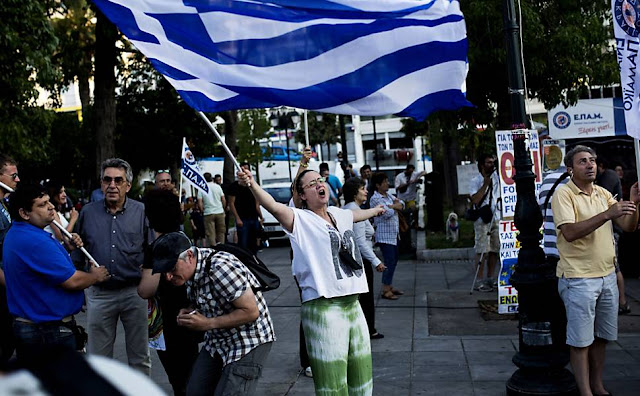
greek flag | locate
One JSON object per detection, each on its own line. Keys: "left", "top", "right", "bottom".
{"left": 181, "top": 138, "right": 209, "bottom": 195}
{"left": 93, "top": 0, "right": 470, "bottom": 120}
{"left": 612, "top": 0, "right": 640, "bottom": 139}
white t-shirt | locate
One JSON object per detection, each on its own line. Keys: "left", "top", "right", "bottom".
{"left": 395, "top": 171, "right": 421, "bottom": 201}
{"left": 469, "top": 171, "right": 501, "bottom": 222}
{"left": 44, "top": 211, "right": 69, "bottom": 241}
{"left": 286, "top": 206, "right": 368, "bottom": 303}
{"left": 202, "top": 182, "right": 224, "bottom": 215}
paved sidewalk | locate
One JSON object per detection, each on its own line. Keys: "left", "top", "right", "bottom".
{"left": 91, "top": 234, "right": 640, "bottom": 395}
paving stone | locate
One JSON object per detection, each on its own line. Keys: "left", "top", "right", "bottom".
{"left": 469, "top": 364, "right": 517, "bottom": 381}
{"left": 473, "top": 381, "right": 509, "bottom": 396}
{"left": 412, "top": 351, "right": 466, "bottom": 366}
{"left": 465, "top": 351, "right": 516, "bottom": 366}
{"left": 413, "top": 339, "right": 462, "bottom": 352}
{"left": 411, "top": 364, "right": 470, "bottom": 381}
{"left": 462, "top": 338, "right": 516, "bottom": 352}
{"left": 411, "top": 380, "right": 474, "bottom": 395}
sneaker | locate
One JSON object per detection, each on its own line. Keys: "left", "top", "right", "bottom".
{"left": 478, "top": 282, "right": 493, "bottom": 292}
{"left": 304, "top": 367, "right": 313, "bottom": 378}
{"left": 473, "top": 281, "right": 483, "bottom": 291}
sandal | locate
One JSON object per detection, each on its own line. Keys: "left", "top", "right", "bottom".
{"left": 381, "top": 290, "right": 398, "bottom": 300}
{"left": 391, "top": 288, "right": 404, "bottom": 296}
{"left": 619, "top": 302, "right": 631, "bottom": 315}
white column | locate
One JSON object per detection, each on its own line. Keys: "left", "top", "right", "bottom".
{"left": 384, "top": 131, "right": 390, "bottom": 150}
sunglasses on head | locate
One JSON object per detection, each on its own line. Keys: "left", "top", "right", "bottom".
{"left": 102, "top": 176, "right": 127, "bottom": 186}
{"left": 156, "top": 169, "right": 170, "bottom": 174}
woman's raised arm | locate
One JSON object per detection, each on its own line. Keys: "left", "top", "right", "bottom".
{"left": 237, "top": 169, "right": 295, "bottom": 232}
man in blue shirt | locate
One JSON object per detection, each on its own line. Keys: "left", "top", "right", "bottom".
{"left": 3, "top": 184, "right": 109, "bottom": 362}
{"left": 319, "top": 162, "right": 342, "bottom": 207}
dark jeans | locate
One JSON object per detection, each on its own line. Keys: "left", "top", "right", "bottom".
{"left": 237, "top": 218, "right": 259, "bottom": 254}
{"left": 186, "top": 342, "right": 272, "bottom": 396}
{"left": 13, "top": 319, "right": 76, "bottom": 363}
{"left": 295, "top": 278, "right": 310, "bottom": 368}
{"left": 359, "top": 258, "right": 377, "bottom": 335}
{"left": 157, "top": 339, "right": 200, "bottom": 396}
{"left": 379, "top": 243, "right": 399, "bottom": 286}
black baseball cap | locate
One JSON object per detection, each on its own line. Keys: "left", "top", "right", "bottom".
{"left": 151, "top": 232, "right": 193, "bottom": 274}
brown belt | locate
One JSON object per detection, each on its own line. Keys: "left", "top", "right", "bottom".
{"left": 15, "top": 316, "right": 74, "bottom": 324}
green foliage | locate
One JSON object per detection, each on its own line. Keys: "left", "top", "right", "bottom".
{"left": 462, "top": 0, "right": 616, "bottom": 124}
{"left": 295, "top": 112, "right": 340, "bottom": 148}
{"left": 50, "top": 0, "right": 95, "bottom": 108}
{"left": 236, "top": 109, "right": 272, "bottom": 165}
{"left": 0, "top": 0, "right": 61, "bottom": 166}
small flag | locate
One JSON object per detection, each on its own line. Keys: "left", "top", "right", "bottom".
{"left": 92, "top": 0, "right": 470, "bottom": 120}
{"left": 181, "top": 138, "right": 209, "bottom": 195}
{"left": 612, "top": 0, "right": 640, "bottom": 139}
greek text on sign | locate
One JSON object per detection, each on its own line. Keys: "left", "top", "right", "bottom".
{"left": 495, "top": 130, "right": 542, "bottom": 219}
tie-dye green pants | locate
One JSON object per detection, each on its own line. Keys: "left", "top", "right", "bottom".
{"left": 301, "top": 294, "right": 373, "bottom": 396}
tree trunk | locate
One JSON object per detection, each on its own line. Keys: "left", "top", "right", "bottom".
{"left": 221, "top": 110, "right": 238, "bottom": 184}
{"left": 93, "top": 11, "right": 118, "bottom": 178}
{"left": 78, "top": 74, "right": 91, "bottom": 113}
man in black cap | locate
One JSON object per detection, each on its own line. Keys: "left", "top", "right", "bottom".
{"left": 151, "top": 232, "right": 275, "bottom": 396}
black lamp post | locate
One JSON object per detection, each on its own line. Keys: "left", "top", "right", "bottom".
{"left": 502, "top": 0, "right": 576, "bottom": 395}
{"left": 269, "top": 107, "right": 300, "bottom": 182}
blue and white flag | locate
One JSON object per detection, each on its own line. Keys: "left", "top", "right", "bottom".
{"left": 612, "top": 0, "right": 640, "bottom": 139}
{"left": 93, "top": 0, "right": 470, "bottom": 120}
{"left": 181, "top": 138, "right": 209, "bottom": 195}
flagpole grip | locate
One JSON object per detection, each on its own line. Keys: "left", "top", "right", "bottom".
{"left": 52, "top": 220, "right": 100, "bottom": 267}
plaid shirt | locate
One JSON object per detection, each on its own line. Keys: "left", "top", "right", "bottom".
{"left": 187, "top": 248, "right": 276, "bottom": 366}
{"left": 370, "top": 191, "right": 402, "bottom": 245}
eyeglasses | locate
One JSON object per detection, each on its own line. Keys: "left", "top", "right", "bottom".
{"left": 302, "top": 177, "right": 326, "bottom": 189}
{"left": 102, "top": 176, "right": 127, "bottom": 186}
{"left": 2, "top": 172, "right": 18, "bottom": 180}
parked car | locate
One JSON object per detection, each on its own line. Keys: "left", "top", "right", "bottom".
{"left": 260, "top": 182, "right": 292, "bottom": 242}
{"left": 262, "top": 146, "right": 302, "bottom": 161}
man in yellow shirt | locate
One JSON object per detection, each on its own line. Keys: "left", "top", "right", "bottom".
{"left": 551, "top": 145, "right": 639, "bottom": 396}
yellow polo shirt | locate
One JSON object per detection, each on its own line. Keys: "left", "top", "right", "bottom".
{"left": 551, "top": 180, "right": 617, "bottom": 278}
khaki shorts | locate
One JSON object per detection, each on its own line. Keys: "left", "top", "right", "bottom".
{"left": 558, "top": 272, "right": 618, "bottom": 348}
{"left": 474, "top": 220, "right": 499, "bottom": 254}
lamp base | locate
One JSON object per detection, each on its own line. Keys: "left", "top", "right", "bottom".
{"left": 506, "top": 368, "right": 577, "bottom": 396}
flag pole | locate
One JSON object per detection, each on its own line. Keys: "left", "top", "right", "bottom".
{"left": 52, "top": 221, "right": 101, "bottom": 267}
{"left": 635, "top": 138, "right": 640, "bottom": 187}
{"left": 304, "top": 110, "right": 310, "bottom": 147}
{"left": 0, "top": 181, "right": 100, "bottom": 267}
{"left": 179, "top": 137, "right": 185, "bottom": 203}
{"left": 197, "top": 112, "right": 242, "bottom": 172}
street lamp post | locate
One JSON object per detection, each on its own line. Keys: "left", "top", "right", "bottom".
{"left": 502, "top": 0, "right": 576, "bottom": 395}
{"left": 270, "top": 107, "right": 300, "bottom": 182}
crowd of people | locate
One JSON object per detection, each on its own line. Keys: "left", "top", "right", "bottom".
{"left": 0, "top": 144, "right": 638, "bottom": 395}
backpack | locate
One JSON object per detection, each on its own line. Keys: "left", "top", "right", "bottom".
{"left": 204, "top": 244, "right": 280, "bottom": 293}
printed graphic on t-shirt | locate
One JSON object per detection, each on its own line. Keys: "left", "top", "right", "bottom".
{"left": 327, "top": 224, "right": 363, "bottom": 280}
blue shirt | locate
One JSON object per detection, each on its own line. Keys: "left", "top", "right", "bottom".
{"left": 3, "top": 222, "right": 83, "bottom": 322}
{"left": 73, "top": 198, "right": 152, "bottom": 287}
